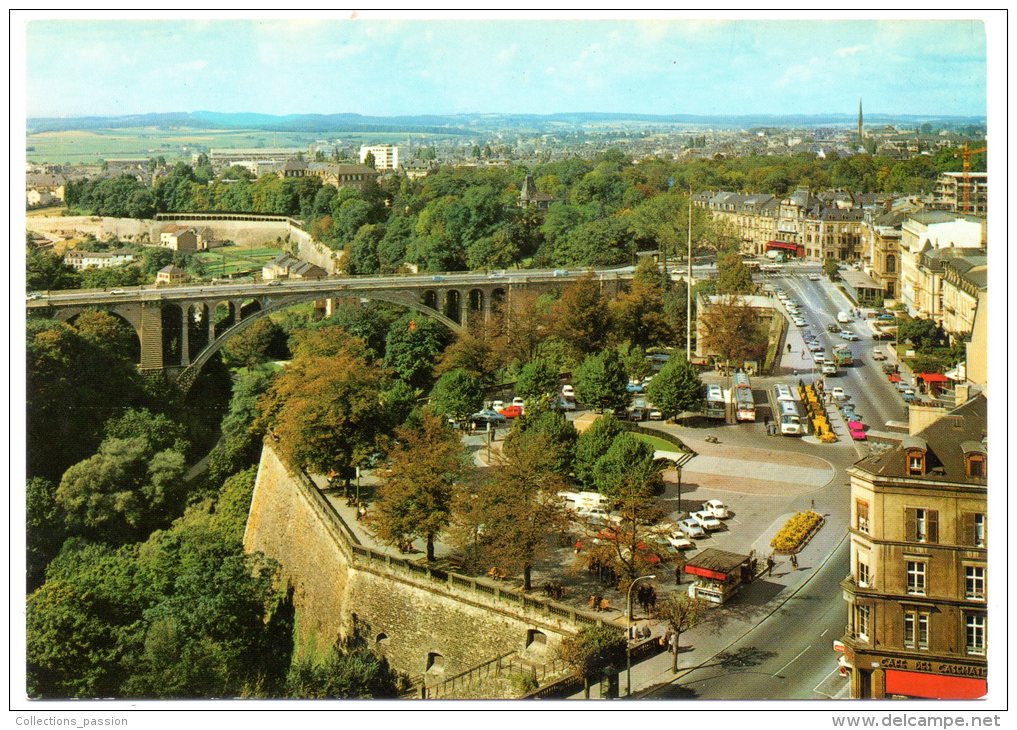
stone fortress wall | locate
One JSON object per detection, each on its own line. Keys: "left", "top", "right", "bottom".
{"left": 244, "top": 443, "right": 607, "bottom": 681}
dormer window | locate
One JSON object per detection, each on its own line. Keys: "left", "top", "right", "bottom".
{"left": 907, "top": 450, "right": 926, "bottom": 476}
{"left": 961, "top": 441, "right": 987, "bottom": 478}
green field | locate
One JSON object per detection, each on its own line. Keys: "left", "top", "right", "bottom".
{"left": 195, "top": 245, "right": 283, "bottom": 278}
{"left": 26, "top": 126, "right": 460, "bottom": 164}
{"left": 632, "top": 432, "right": 677, "bottom": 452}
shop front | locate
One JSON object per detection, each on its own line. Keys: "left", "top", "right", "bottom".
{"left": 840, "top": 648, "right": 987, "bottom": 699}
{"left": 683, "top": 548, "right": 752, "bottom": 605}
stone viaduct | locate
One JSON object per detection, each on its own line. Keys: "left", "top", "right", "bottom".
{"left": 245, "top": 442, "right": 616, "bottom": 695}
{"left": 27, "top": 269, "right": 630, "bottom": 388}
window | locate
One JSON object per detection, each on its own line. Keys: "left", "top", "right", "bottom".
{"left": 904, "top": 610, "right": 930, "bottom": 650}
{"left": 965, "top": 566, "right": 986, "bottom": 600}
{"left": 965, "top": 615, "right": 986, "bottom": 656}
{"left": 906, "top": 561, "right": 926, "bottom": 595}
{"left": 855, "top": 605, "right": 870, "bottom": 641}
{"left": 856, "top": 499, "right": 870, "bottom": 534}
{"left": 857, "top": 559, "right": 870, "bottom": 588}
{"left": 907, "top": 451, "right": 926, "bottom": 476}
{"left": 966, "top": 454, "right": 986, "bottom": 478}
{"left": 960, "top": 513, "right": 986, "bottom": 547}
{"left": 905, "top": 508, "right": 938, "bottom": 543}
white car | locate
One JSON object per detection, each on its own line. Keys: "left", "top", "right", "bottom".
{"left": 577, "top": 506, "right": 611, "bottom": 523}
{"left": 648, "top": 407, "right": 663, "bottom": 420}
{"left": 793, "top": 317, "right": 807, "bottom": 327}
{"left": 490, "top": 400, "right": 505, "bottom": 411}
{"left": 871, "top": 351, "right": 887, "bottom": 361}
{"left": 702, "top": 499, "right": 729, "bottom": 519}
{"left": 808, "top": 274, "right": 821, "bottom": 281}
{"left": 678, "top": 519, "right": 705, "bottom": 539}
{"left": 822, "top": 363, "right": 837, "bottom": 375}
{"left": 813, "top": 352, "right": 826, "bottom": 364}
{"left": 561, "top": 384, "right": 575, "bottom": 398}
{"left": 512, "top": 397, "right": 525, "bottom": 408}
{"left": 666, "top": 533, "right": 694, "bottom": 551}
{"left": 831, "top": 387, "right": 848, "bottom": 401}
{"left": 691, "top": 510, "right": 723, "bottom": 531}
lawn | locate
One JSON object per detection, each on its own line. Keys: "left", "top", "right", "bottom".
{"left": 632, "top": 433, "right": 677, "bottom": 452}
{"left": 194, "top": 245, "right": 284, "bottom": 278}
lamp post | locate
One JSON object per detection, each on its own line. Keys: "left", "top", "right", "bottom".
{"left": 626, "top": 573, "right": 657, "bottom": 697}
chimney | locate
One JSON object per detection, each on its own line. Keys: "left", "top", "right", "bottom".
{"left": 954, "top": 383, "right": 970, "bottom": 408}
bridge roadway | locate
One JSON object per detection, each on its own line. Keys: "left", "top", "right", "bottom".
{"left": 26, "top": 266, "right": 644, "bottom": 310}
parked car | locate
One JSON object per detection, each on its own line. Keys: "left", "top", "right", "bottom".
{"left": 691, "top": 510, "right": 723, "bottom": 531}
{"left": 822, "top": 363, "right": 837, "bottom": 375}
{"left": 665, "top": 532, "right": 694, "bottom": 551}
{"left": 579, "top": 506, "right": 612, "bottom": 523}
{"left": 470, "top": 409, "right": 507, "bottom": 426}
{"left": 557, "top": 398, "right": 576, "bottom": 411}
{"left": 839, "top": 331, "right": 860, "bottom": 341}
{"left": 561, "top": 384, "right": 575, "bottom": 398}
{"left": 793, "top": 317, "right": 807, "bottom": 327}
{"left": 876, "top": 313, "right": 896, "bottom": 321}
{"left": 552, "top": 269, "right": 569, "bottom": 277}
{"left": 881, "top": 363, "right": 898, "bottom": 375}
{"left": 498, "top": 405, "right": 523, "bottom": 419}
{"left": 845, "top": 411, "right": 863, "bottom": 423}
{"left": 626, "top": 381, "right": 645, "bottom": 393}
{"left": 512, "top": 396, "right": 525, "bottom": 408}
{"left": 490, "top": 400, "right": 505, "bottom": 411}
{"left": 808, "top": 274, "right": 821, "bottom": 281}
{"left": 808, "top": 341, "right": 825, "bottom": 353}
{"left": 648, "top": 407, "right": 663, "bottom": 421}
{"left": 26, "top": 292, "right": 41, "bottom": 300}
{"left": 831, "top": 387, "right": 848, "bottom": 401}
{"left": 871, "top": 350, "right": 887, "bottom": 361}
{"left": 703, "top": 499, "right": 729, "bottom": 519}
{"left": 677, "top": 519, "right": 706, "bottom": 539}
{"left": 813, "top": 352, "right": 826, "bottom": 364}
{"left": 628, "top": 406, "right": 647, "bottom": 421}
{"left": 872, "top": 331, "right": 894, "bottom": 340}
{"left": 826, "top": 323, "right": 841, "bottom": 333}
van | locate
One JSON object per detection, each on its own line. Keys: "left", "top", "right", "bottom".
{"left": 837, "top": 311, "right": 852, "bottom": 324}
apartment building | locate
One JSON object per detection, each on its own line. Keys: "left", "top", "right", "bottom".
{"left": 940, "top": 255, "right": 987, "bottom": 341}
{"left": 359, "top": 144, "right": 399, "bottom": 170}
{"left": 934, "top": 172, "right": 987, "bottom": 216}
{"left": 63, "top": 249, "right": 136, "bottom": 270}
{"left": 840, "top": 394, "right": 988, "bottom": 699}
{"left": 898, "top": 212, "right": 984, "bottom": 318}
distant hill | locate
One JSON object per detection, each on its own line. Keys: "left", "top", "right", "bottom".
{"left": 27, "top": 110, "right": 986, "bottom": 135}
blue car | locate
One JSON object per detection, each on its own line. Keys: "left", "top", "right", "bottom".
{"left": 626, "top": 382, "right": 645, "bottom": 393}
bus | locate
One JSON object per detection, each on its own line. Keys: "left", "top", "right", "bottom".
{"left": 773, "top": 383, "right": 794, "bottom": 403}
{"left": 733, "top": 372, "right": 755, "bottom": 422}
{"left": 778, "top": 399, "right": 806, "bottom": 436}
{"left": 704, "top": 384, "right": 727, "bottom": 419}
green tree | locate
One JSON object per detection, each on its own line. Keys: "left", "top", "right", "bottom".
{"left": 384, "top": 313, "right": 452, "bottom": 388}
{"left": 363, "top": 151, "right": 376, "bottom": 169}
{"left": 823, "top": 258, "right": 840, "bottom": 280}
{"left": 656, "top": 593, "right": 704, "bottom": 672}
{"left": 592, "top": 432, "right": 660, "bottom": 497}
{"left": 645, "top": 355, "right": 703, "bottom": 420}
{"left": 27, "top": 477, "right": 65, "bottom": 592}
{"left": 219, "top": 317, "right": 290, "bottom": 369}
{"left": 698, "top": 295, "right": 768, "bottom": 371}
{"left": 608, "top": 258, "right": 674, "bottom": 348}
{"left": 715, "top": 251, "right": 756, "bottom": 295}
{"left": 373, "top": 410, "right": 471, "bottom": 561}
{"left": 206, "top": 366, "right": 275, "bottom": 485}
{"left": 256, "top": 332, "right": 390, "bottom": 481}
{"left": 573, "top": 349, "right": 628, "bottom": 412}
{"left": 898, "top": 316, "right": 945, "bottom": 352}
{"left": 573, "top": 414, "right": 623, "bottom": 487}
{"left": 504, "top": 408, "right": 578, "bottom": 478}
{"left": 428, "top": 368, "right": 484, "bottom": 423}
{"left": 463, "top": 430, "right": 570, "bottom": 591}
{"left": 513, "top": 357, "right": 560, "bottom": 405}
{"left": 285, "top": 628, "right": 400, "bottom": 698}
{"left": 26, "top": 247, "right": 81, "bottom": 291}
{"left": 104, "top": 408, "right": 189, "bottom": 455}
{"left": 557, "top": 625, "right": 627, "bottom": 699}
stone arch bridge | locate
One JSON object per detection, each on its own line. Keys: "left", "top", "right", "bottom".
{"left": 27, "top": 269, "right": 630, "bottom": 388}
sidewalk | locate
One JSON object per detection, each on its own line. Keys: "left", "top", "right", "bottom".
{"left": 570, "top": 507, "right": 848, "bottom": 699}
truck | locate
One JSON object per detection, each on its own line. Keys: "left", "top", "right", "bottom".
{"left": 832, "top": 347, "right": 853, "bottom": 367}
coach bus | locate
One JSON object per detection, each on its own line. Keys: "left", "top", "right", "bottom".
{"left": 733, "top": 372, "right": 756, "bottom": 422}
{"left": 778, "top": 398, "right": 805, "bottom": 436}
{"left": 704, "top": 384, "right": 727, "bottom": 419}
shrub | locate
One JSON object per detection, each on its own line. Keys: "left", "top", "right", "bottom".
{"left": 770, "top": 510, "right": 823, "bottom": 553}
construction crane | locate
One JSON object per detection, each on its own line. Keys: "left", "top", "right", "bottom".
{"left": 955, "top": 141, "right": 987, "bottom": 214}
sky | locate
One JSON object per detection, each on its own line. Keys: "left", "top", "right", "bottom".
{"left": 24, "top": 15, "right": 987, "bottom": 119}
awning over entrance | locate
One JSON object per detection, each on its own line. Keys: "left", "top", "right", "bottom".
{"left": 685, "top": 565, "right": 728, "bottom": 581}
{"left": 917, "top": 372, "right": 950, "bottom": 384}
{"left": 765, "top": 240, "right": 804, "bottom": 256}
{"left": 884, "top": 669, "right": 987, "bottom": 699}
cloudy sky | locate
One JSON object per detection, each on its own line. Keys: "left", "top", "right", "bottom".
{"left": 25, "top": 15, "right": 987, "bottom": 118}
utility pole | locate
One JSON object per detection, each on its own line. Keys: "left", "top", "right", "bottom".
{"left": 686, "top": 186, "right": 693, "bottom": 360}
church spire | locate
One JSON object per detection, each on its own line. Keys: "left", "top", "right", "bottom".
{"left": 857, "top": 98, "right": 864, "bottom": 143}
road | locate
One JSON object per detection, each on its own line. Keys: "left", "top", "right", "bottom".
{"left": 645, "top": 537, "right": 850, "bottom": 700}
{"left": 771, "top": 265, "right": 908, "bottom": 432}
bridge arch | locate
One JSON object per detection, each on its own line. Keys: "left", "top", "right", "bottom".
{"left": 177, "top": 289, "right": 463, "bottom": 391}
{"left": 63, "top": 308, "right": 142, "bottom": 365}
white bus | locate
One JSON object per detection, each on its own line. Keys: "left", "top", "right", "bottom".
{"left": 773, "top": 383, "right": 794, "bottom": 403}
{"left": 778, "top": 399, "right": 805, "bottom": 436}
{"left": 704, "top": 384, "right": 727, "bottom": 419}
{"left": 733, "top": 373, "right": 755, "bottom": 422}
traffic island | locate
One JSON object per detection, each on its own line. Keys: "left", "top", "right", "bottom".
{"left": 769, "top": 510, "right": 825, "bottom": 555}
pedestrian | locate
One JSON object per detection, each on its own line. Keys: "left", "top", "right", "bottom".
{"left": 675, "top": 563, "right": 683, "bottom": 585}
{"left": 791, "top": 553, "right": 798, "bottom": 569}
{"left": 763, "top": 415, "right": 769, "bottom": 428}
{"left": 787, "top": 343, "right": 792, "bottom": 353}
{"left": 766, "top": 555, "right": 775, "bottom": 576}
{"left": 574, "top": 539, "right": 582, "bottom": 555}
{"left": 810, "top": 499, "right": 815, "bottom": 512}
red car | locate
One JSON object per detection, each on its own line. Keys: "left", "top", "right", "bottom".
{"left": 848, "top": 421, "right": 866, "bottom": 440}
{"left": 594, "top": 527, "right": 662, "bottom": 565}
{"left": 498, "top": 405, "right": 523, "bottom": 419}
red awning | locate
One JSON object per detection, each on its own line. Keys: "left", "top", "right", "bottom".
{"left": 766, "top": 240, "right": 800, "bottom": 252}
{"left": 888, "top": 374, "right": 902, "bottom": 383}
{"left": 884, "top": 669, "right": 986, "bottom": 700}
{"left": 917, "top": 373, "right": 949, "bottom": 383}
{"left": 685, "top": 565, "right": 728, "bottom": 581}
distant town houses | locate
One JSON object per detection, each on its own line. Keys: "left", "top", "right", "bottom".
{"left": 159, "top": 225, "right": 219, "bottom": 252}
{"left": 359, "top": 144, "right": 399, "bottom": 170}
{"left": 262, "top": 253, "right": 328, "bottom": 281}
{"left": 26, "top": 172, "right": 67, "bottom": 207}
{"left": 155, "top": 264, "right": 188, "bottom": 286}
{"left": 63, "top": 248, "right": 136, "bottom": 270}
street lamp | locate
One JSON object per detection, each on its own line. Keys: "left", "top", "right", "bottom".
{"left": 626, "top": 573, "right": 657, "bottom": 697}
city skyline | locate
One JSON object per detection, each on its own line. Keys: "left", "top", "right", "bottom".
{"left": 26, "top": 17, "right": 986, "bottom": 119}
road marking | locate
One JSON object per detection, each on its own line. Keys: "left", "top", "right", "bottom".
{"left": 813, "top": 665, "right": 847, "bottom": 698}
{"left": 820, "top": 628, "right": 828, "bottom": 637}
{"left": 774, "top": 645, "right": 811, "bottom": 677}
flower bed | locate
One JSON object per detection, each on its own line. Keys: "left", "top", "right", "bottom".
{"left": 770, "top": 510, "right": 824, "bottom": 553}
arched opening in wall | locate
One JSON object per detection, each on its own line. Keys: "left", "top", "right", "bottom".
{"left": 425, "top": 652, "right": 445, "bottom": 674}
{"left": 187, "top": 303, "right": 211, "bottom": 356}
{"left": 525, "top": 629, "right": 548, "bottom": 652}
{"left": 465, "top": 288, "right": 485, "bottom": 328}
{"left": 375, "top": 633, "right": 389, "bottom": 647}
{"left": 239, "top": 298, "right": 262, "bottom": 320}
{"left": 422, "top": 290, "right": 438, "bottom": 311}
{"left": 211, "top": 301, "right": 236, "bottom": 339}
{"left": 489, "top": 287, "right": 507, "bottom": 332}
{"left": 443, "top": 290, "right": 462, "bottom": 324}
{"left": 886, "top": 254, "right": 897, "bottom": 274}
{"left": 161, "top": 303, "right": 183, "bottom": 367}
{"left": 66, "top": 309, "right": 142, "bottom": 365}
